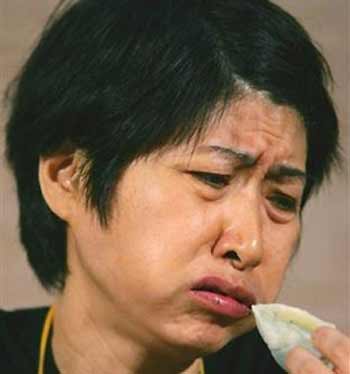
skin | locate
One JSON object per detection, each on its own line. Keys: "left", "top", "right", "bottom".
{"left": 39, "top": 93, "right": 349, "bottom": 374}
{"left": 286, "top": 327, "right": 350, "bottom": 374}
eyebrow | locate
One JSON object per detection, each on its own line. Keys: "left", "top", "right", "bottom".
{"left": 199, "top": 145, "right": 256, "bottom": 166}
{"left": 266, "top": 165, "right": 306, "bottom": 184}
{"left": 197, "top": 145, "right": 306, "bottom": 185}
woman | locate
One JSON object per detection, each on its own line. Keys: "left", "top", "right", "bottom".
{"left": 1, "top": 0, "right": 349, "bottom": 373}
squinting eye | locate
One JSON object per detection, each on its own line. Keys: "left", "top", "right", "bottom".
{"left": 268, "top": 193, "right": 298, "bottom": 213}
{"left": 189, "top": 171, "right": 231, "bottom": 189}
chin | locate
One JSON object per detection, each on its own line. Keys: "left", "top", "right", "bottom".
{"left": 165, "top": 334, "right": 228, "bottom": 361}
{"left": 163, "top": 315, "right": 254, "bottom": 357}
{"left": 186, "top": 329, "right": 229, "bottom": 354}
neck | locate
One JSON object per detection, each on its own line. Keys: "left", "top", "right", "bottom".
{"left": 51, "top": 277, "right": 202, "bottom": 374}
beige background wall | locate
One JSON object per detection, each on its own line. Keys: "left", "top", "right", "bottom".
{"left": 0, "top": 1, "right": 349, "bottom": 333}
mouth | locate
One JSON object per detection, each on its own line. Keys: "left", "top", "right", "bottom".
{"left": 189, "top": 276, "right": 256, "bottom": 319}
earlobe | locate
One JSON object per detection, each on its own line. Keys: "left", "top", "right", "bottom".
{"left": 38, "top": 152, "right": 83, "bottom": 221}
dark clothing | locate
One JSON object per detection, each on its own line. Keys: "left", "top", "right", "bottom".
{"left": 0, "top": 308, "right": 58, "bottom": 374}
{"left": 0, "top": 307, "right": 285, "bottom": 373}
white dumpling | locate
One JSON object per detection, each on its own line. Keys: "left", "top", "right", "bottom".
{"left": 252, "top": 304, "right": 335, "bottom": 371}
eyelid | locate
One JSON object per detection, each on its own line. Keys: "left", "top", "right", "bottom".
{"left": 188, "top": 171, "right": 231, "bottom": 189}
{"left": 268, "top": 192, "right": 299, "bottom": 213}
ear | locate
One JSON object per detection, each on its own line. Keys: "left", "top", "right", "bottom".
{"left": 38, "top": 151, "right": 84, "bottom": 221}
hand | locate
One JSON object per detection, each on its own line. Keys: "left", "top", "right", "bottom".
{"left": 285, "top": 326, "right": 350, "bottom": 374}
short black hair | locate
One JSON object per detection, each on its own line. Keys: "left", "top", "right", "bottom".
{"left": 4, "top": 0, "right": 340, "bottom": 291}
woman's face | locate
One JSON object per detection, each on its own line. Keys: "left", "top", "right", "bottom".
{"left": 67, "top": 94, "right": 307, "bottom": 357}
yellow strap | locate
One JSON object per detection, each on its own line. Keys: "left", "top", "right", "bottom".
{"left": 200, "top": 358, "right": 206, "bottom": 374}
{"left": 38, "top": 306, "right": 54, "bottom": 374}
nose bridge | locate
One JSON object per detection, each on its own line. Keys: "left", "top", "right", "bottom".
{"left": 216, "top": 188, "right": 263, "bottom": 269}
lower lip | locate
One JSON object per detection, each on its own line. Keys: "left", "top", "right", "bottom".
{"left": 189, "top": 290, "right": 250, "bottom": 319}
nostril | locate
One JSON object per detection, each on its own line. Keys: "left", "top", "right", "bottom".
{"left": 224, "top": 250, "right": 240, "bottom": 261}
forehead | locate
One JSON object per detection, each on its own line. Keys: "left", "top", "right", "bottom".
{"left": 198, "top": 94, "right": 306, "bottom": 166}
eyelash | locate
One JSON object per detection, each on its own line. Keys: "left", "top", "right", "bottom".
{"left": 190, "top": 171, "right": 299, "bottom": 213}
{"left": 189, "top": 171, "right": 231, "bottom": 189}
{"left": 268, "top": 193, "right": 298, "bottom": 213}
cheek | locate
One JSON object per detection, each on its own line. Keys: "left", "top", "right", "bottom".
{"left": 71, "top": 178, "right": 214, "bottom": 302}
{"left": 70, "top": 177, "right": 211, "bottom": 304}
{"left": 257, "top": 221, "right": 300, "bottom": 302}
{"left": 113, "top": 180, "right": 218, "bottom": 274}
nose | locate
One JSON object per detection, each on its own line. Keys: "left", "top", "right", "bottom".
{"left": 212, "top": 192, "right": 264, "bottom": 271}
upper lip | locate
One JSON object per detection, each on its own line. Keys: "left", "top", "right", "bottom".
{"left": 191, "top": 276, "right": 256, "bottom": 308}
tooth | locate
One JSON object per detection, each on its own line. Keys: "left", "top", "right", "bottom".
{"left": 252, "top": 304, "right": 335, "bottom": 371}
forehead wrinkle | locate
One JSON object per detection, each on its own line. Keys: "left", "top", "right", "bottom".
{"left": 227, "top": 97, "right": 305, "bottom": 150}
{"left": 175, "top": 99, "right": 306, "bottom": 173}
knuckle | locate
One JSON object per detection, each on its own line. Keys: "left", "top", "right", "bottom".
{"left": 285, "top": 347, "right": 308, "bottom": 373}
{"left": 285, "top": 346, "right": 333, "bottom": 374}
{"left": 313, "top": 326, "right": 333, "bottom": 342}
{"left": 301, "top": 359, "right": 321, "bottom": 374}
{"left": 329, "top": 337, "right": 350, "bottom": 363}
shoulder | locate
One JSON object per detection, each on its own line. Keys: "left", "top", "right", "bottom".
{"left": 0, "top": 306, "right": 49, "bottom": 373}
{"left": 204, "top": 328, "right": 286, "bottom": 374}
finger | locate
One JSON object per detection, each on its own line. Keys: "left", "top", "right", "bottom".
{"left": 285, "top": 346, "right": 333, "bottom": 374}
{"left": 312, "top": 326, "right": 350, "bottom": 373}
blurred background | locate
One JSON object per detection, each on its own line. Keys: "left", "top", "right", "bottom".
{"left": 0, "top": 1, "right": 349, "bottom": 333}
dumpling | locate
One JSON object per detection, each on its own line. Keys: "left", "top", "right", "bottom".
{"left": 252, "top": 304, "right": 335, "bottom": 371}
